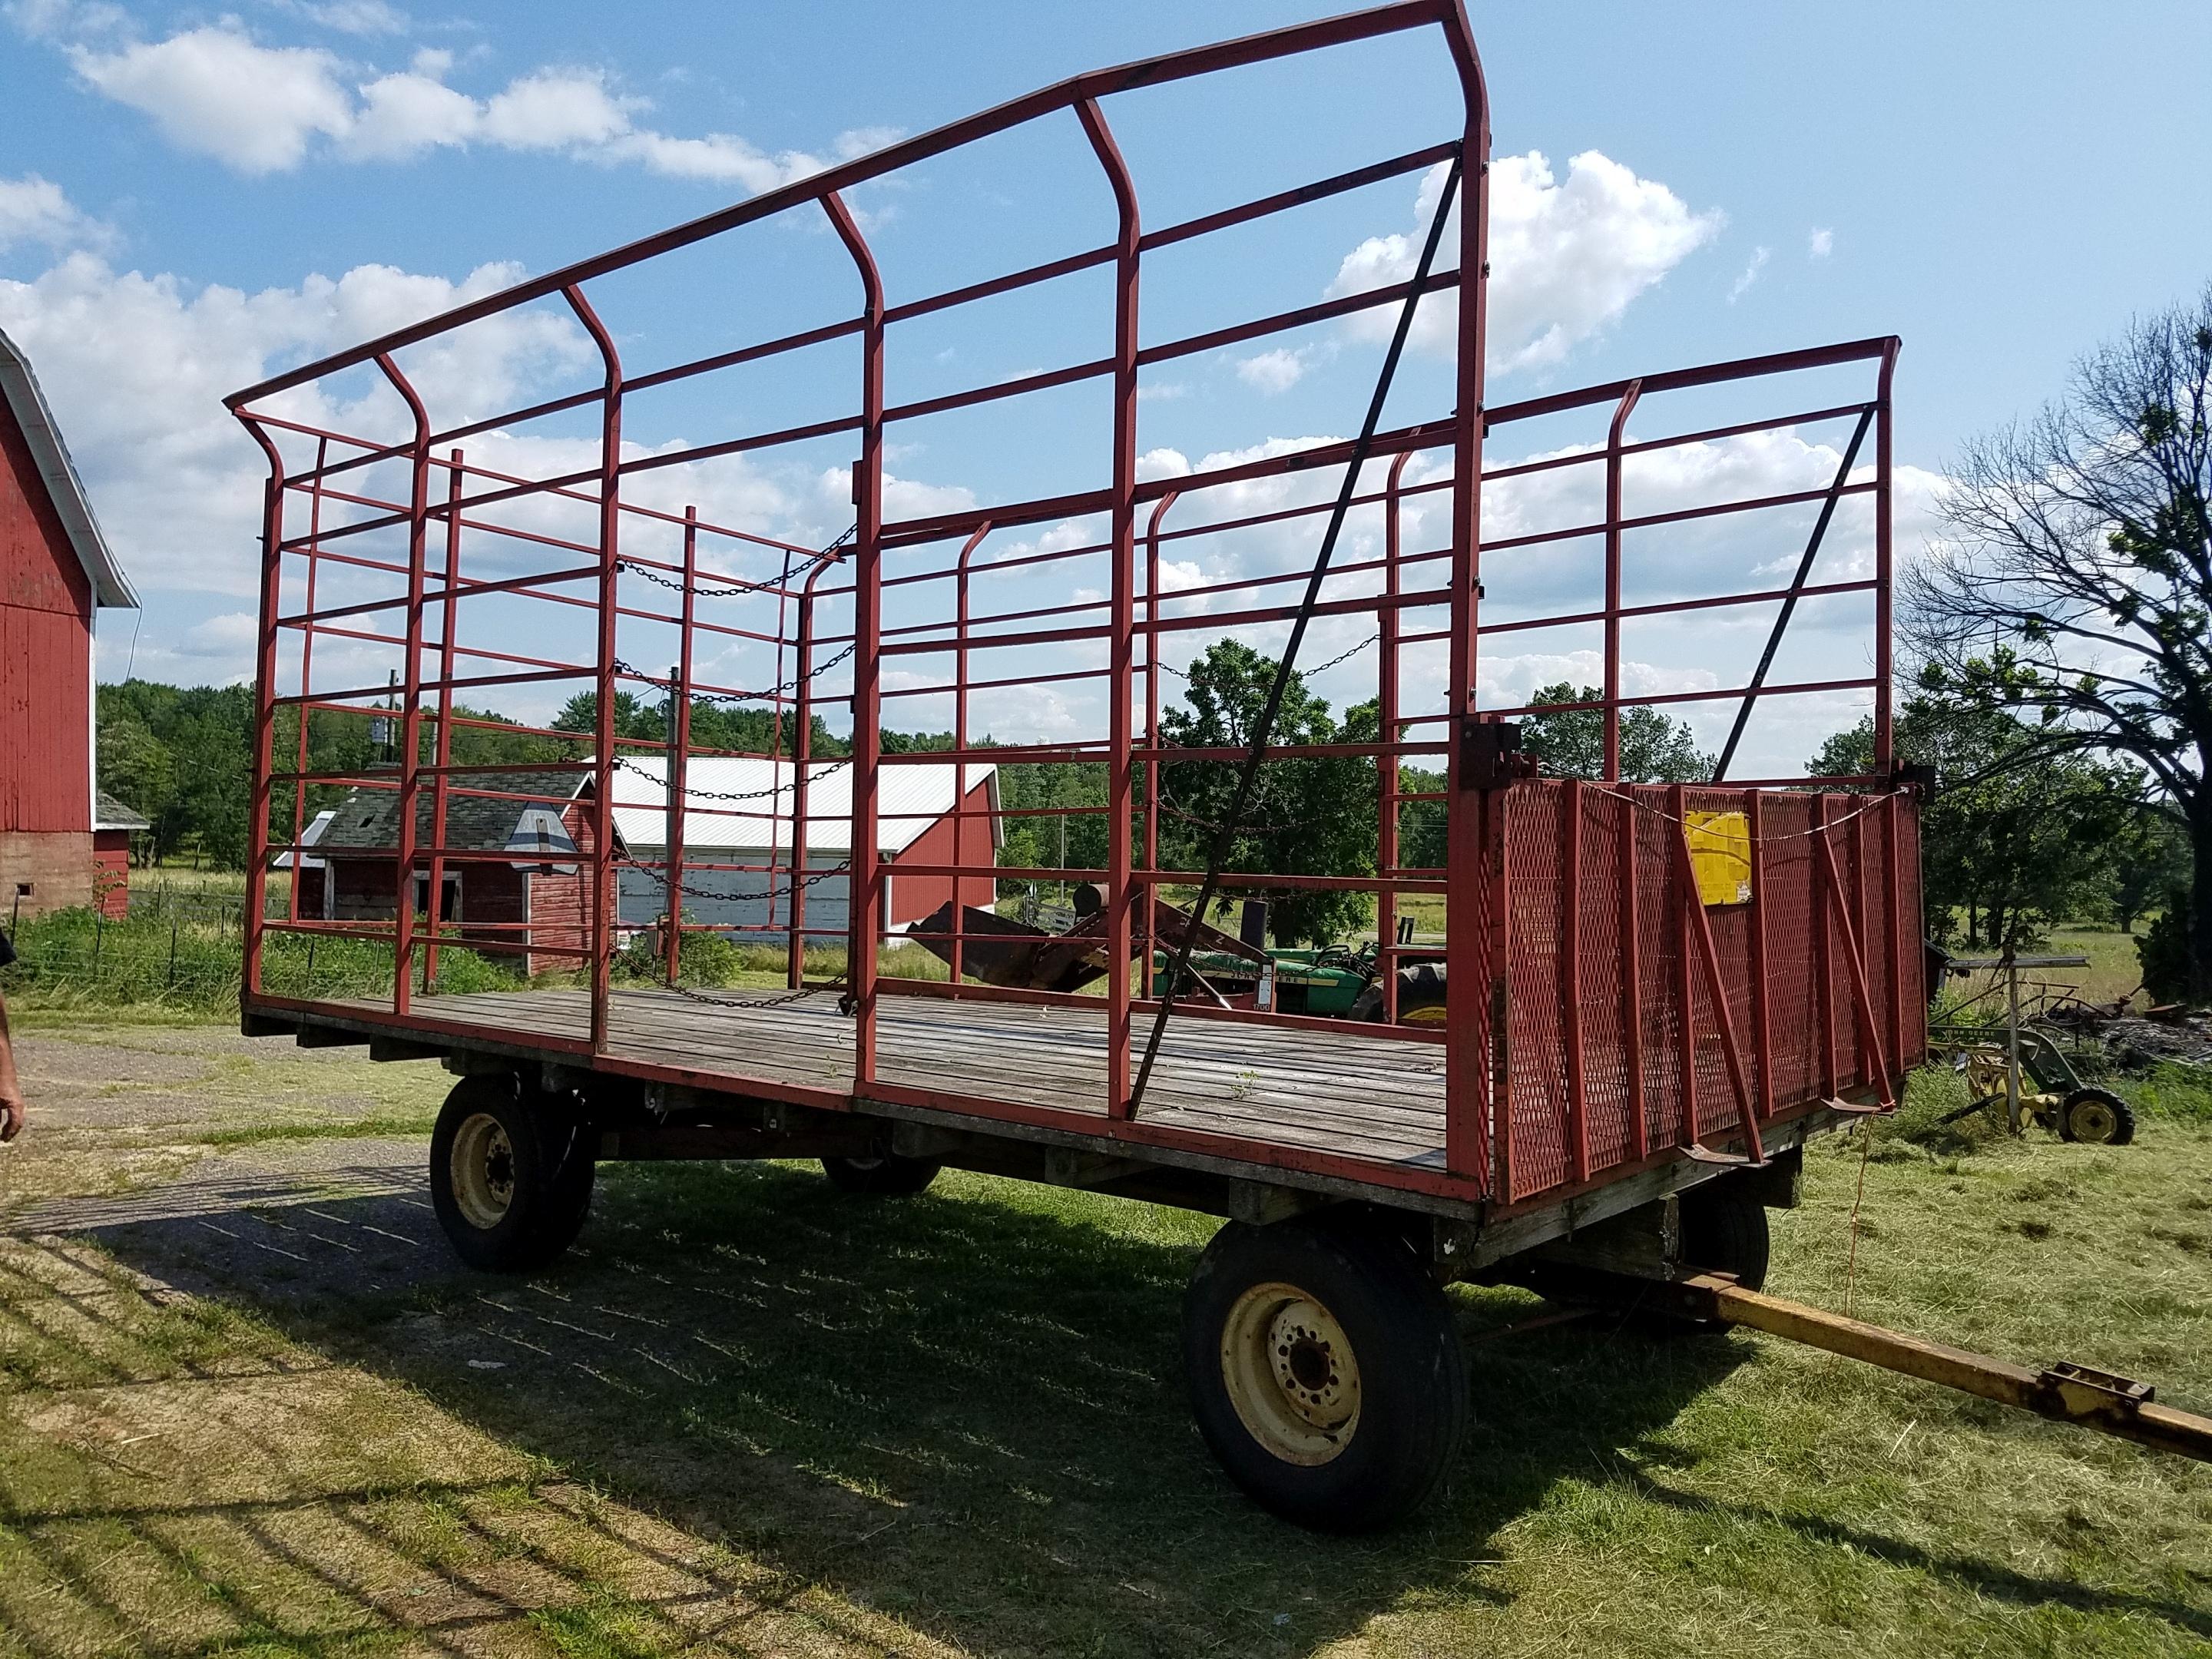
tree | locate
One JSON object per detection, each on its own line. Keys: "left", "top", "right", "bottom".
{"left": 1905, "top": 283, "right": 2212, "bottom": 994}
{"left": 1157, "top": 641, "right": 1376, "bottom": 945}
{"left": 97, "top": 716, "right": 175, "bottom": 863}
{"left": 1394, "top": 683, "right": 1710, "bottom": 872}
{"left": 1811, "top": 698, "right": 2143, "bottom": 953}
{"left": 1517, "top": 681, "right": 1714, "bottom": 783}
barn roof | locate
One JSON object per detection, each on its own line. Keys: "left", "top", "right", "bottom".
{"left": 317, "top": 770, "right": 597, "bottom": 855}
{"left": 93, "top": 791, "right": 149, "bottom": 832}
{"left": 610, "top": 756, "right": 1001, "bottom": 855}
{"left": 0, "top": 326, "right": 136, "bottom": 609}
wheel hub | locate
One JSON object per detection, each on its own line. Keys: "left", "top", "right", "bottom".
{"left": 451, "top": 1111, "right": 516, "bottom": 1230}
{"left": 2070, "top": 1098, "right": 2117, "bottom": 1141}
{"left": 1220, "top": 1281, "right": 1363, "bottom": 1465}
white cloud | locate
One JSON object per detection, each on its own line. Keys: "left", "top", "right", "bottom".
{"left": 0, "top": 251, "right": 591, "bottom": 604}
{"left": 479, "top": 68, "right": 637, "bottom": 149}
{"left": 1235, "top": 346, "right": 1314, "bottom": 395}
{"left": 1809, "top": 227, "right": 1834, "bottom": 260}
{"left": 0, "top": 173, "right": 113, "bottom": 253}
{"left": 344, "top": 68, "right": 480, "bottom": 160}
{"left": 1729, "top": 244, "right": 1770, "bottom": 303}
{"left": 275, "top": 0, "right": 412, "bottom": 35}
{"left": 47, "top": 17, "right": 893, "bottom": 190}
{"left": 70, "top": 28, "right": 353, "bottom": 174}
{"left": 1329, "top": 151, "right": 1723, "bottom": 373}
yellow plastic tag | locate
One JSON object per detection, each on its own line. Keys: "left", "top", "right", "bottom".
{"left": 1684, "top": 810, "right": 1752, "bottom": 906}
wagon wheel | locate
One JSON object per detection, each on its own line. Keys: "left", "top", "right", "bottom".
{"left": 429, "top": 1075, "right": 595, "bottom": 1272}
{"left": 1184, "top": 1215, "right": 1466, "bottom": 1532}
{"left": 1351, "top": 962, "right": 1449, "bottom": 1027}
{"left": 2058, "top": 1087, "right": 2136, "bottom": 1146}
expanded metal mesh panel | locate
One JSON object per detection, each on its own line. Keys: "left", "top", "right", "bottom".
{"left": 1577, "top": 788, "right": 1636, "bottom": 1174}
{"left": 1896, "top": 805, "right": 1929, "bottom": 1066}
{"left": 1503, "top": 783, "right": 1571, "bottom": 1198}
{"left": 1758, "top": 796, "right": 1822, "bottom": 1109}
{"left": 1497, "top": 780, "right": 1923, "bottom": 1204}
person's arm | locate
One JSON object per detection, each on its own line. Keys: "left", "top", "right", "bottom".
{"left": 0, "top": 992, "right": 22, "bottom": 1142}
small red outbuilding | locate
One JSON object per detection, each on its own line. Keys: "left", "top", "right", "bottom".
{"left": 0, "top": 326, "right": 138, "bottom": 920}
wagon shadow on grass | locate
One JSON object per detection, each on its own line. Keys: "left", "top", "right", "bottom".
{"left": 55, "top": 1156, "right": 2206, "bottom": 1654}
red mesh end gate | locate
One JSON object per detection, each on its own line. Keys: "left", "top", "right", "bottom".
{"left": 1498, "top": 780, "right": 1928, "bottom": 1204}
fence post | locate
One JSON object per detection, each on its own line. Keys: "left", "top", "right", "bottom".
{"left": 167, "top": 918, "right": 178, "bottom": 992}
{"left": 92, "top": 911, "right": 104, "bottom": 977}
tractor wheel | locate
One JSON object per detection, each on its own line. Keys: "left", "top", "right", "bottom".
{"left": 1351, "top": 962, "right": 1449, "bottom": 1028}
{"left": 821, "top": 1154, "right": 942, "bottom": 1195}
{"left": 1678, "top": 1180, "right": 1770, "bottom": 1292}
{"left": 1184, "top": 1215, "right": 1466, "bottom": 1532}
{"left": 429, "top": 1075, "right": 595, "bottom": 1273}
{"left": 2058, "top": 1086, "right": 2136, "bottom": 1146}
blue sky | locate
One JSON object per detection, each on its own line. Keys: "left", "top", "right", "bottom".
{"left": 3, "top": 0, "right": 2209, "bottom": 773}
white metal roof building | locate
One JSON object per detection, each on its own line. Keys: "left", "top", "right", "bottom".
{"left": 610, "top": 757, "right": 1002, "bottom": 945}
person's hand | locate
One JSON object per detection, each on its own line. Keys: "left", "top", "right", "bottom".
{"left": 0, "top": 1097, "right": 22, "bottom": 1143}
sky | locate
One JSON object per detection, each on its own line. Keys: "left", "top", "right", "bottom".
{"left": 3, "top": 0, "right": 2210, "bottom": 777}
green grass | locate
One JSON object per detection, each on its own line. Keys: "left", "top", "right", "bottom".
{"left": 3, "top": 1027, "right": 2205, "bottom": 1657}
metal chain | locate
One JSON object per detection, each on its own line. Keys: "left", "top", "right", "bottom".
{"left": 613, "top": 643, "right": 855, "bottom": 710}
{"left": 1155, "top": 629, "right": 1380, "bottom": 684}
{"left": 1579, "top": 781, "right": 1900, "bottom": 842}
{"left": 624, "top": 856, "right": 853, "bottom": 902}
{"left": 615, "top": 524, "right": 853, "bottom": 604}
{"left": 609, "top": 752, "right": 846, "bottom": 807}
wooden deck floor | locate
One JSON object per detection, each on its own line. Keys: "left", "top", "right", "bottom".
{"left": 327, "top": 987, "right": 1449, "bottom": 1173}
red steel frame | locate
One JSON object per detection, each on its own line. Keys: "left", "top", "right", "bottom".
{"left": 227, "top": 0, "right": 1924, "bottom": 1216}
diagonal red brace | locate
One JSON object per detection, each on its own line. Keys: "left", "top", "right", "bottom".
{"left": 1674, "top": 825, "right": 1765, "bottom": 1165}
{"left": 1817, "top": 834, "right": 1896, "bottom": 1108}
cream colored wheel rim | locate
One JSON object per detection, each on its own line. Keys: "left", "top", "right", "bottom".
{"left": 1399, "top": 1002, "right": 1448, "bottom": 1027}
{"left": 1220, "top": 1280, "right": 1362, "bottom": 1465}
{"left": 451, "top": 1112, "right": 516, "bottom": 1230}
{"left": 2068, "top": 1097, "right": 2118, "bottom": 1142}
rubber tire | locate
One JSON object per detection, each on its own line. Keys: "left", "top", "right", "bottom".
{"left": 1184, "top": 1216, "right": 1467, "bottom": 1533}
{"left": 2058, "top": 1086, "right": 2137, "bottom": 1146}
{"left": 820, "top": 1154, "right": 942, "bottom": 1195}
{"left": 1678, "top": 1181, "right": 1770, "bottom": 1292}
{"left": 429, "top": 1075, "right": 595, "bottom": 1273}
{"left": 1352, "top": 962, "right": 1449, "bottom": 1025}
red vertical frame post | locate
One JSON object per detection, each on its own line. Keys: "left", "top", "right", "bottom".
{"left": 1440, "top": 5, "right": 1492, "bottom": 1185}
{"left": 290, "top": 435, "right": 326, "bottom": 928}
{"left": 1378, "top": 454, "right": 1409, "bottom": 1022}
{"left": 1141, "top": 493, "right": 1177, "bottom": 1001}
{"left": 563, "top": 285, "right": 624, "bottom": 1055}
{"left": 1873, "top": 341, "right": 1899, "bottom": 772}
{"left": 667, "top": 506, "right": 698, "bottom": 986}
{"left": 789, "top": 563, "right": 831, "bottom": 991}
{"left": 1558, "top": 778, "right": 1588, "bottom": 1182}
{"left": 951, "top": 522, "right": 992, "bottom": 992}
{"left": 1813, "top": 792, "right": 1837, "bottom": 1098}
{"left": 424, "top": 447, "right": 462, "bottom": 989}
{"left": 824, "top": 193, "right": 885, "bottom": 1083}
{"left": 1601, "top": 379, "right": 1641, "bottom": 780}
{"left": 1747, "top": 788, "right": 1773, "bottom": 1119}
{"left": 1874, "top": 341, "right": 1905, "bottom": 1071}
{"left": 1618, "top": 786, "right": 1647, "bottom": 1159}
{"left": 1670, "top": 781, "right": 1698, "bottom": 1145}
{"left": 1077, "top": 96, "right": 1141, "bottom": 1121}
{"left": 240, "top": 428, "right": 286, "bottom": 999}
{"left": 372, "top": 355, "right": 432, "bottom": 1016}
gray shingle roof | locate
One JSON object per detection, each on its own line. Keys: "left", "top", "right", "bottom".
{"left": 93, "top": 791, "right": 150, "bottom": 830}
{"left": 316, "top": 770, "right": 590, "bottom": 854}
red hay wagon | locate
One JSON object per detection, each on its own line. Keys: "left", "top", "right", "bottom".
{"left": 229, "top": 2, "right": 2190, "bottom": 1532}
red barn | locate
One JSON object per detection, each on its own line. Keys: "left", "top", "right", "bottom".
{"left": 1, "top": 327, "right": 138, "bottom": 920}
{"left": 313, "top": 770, "right": 615, "bottom": 975}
